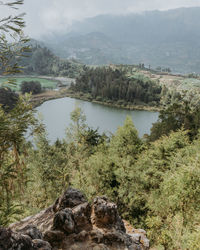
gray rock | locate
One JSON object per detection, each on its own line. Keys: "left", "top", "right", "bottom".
{"left": 73, "top": 202, "right": 92, "bottom": 232}
{"left": 53, "top": 208, "right": 75, "bottom": 234}
{"left": 43, "top": 230, "right": 65, "bottom": 246}
{"left": 129, "top": 233, "right": 141, "bottom": 243}
{"left": 17, "top": 224, "right": 43, "bottom": 240}
{"left": 0, "top": 226, "right": 34, "bottom": 250}
{"left": 93, "top": 197, "right": 125, "bottom": 232}
{"left": 140, "top": 235, "right": 150, "bottom": 248}
{"left": 136, "top": 229, "right": 147, "bottom": 235}
{"left": 32, "top": 239, "right": 52, "bottom": 250}
{"left": 74, "top": 230, "right": 88, "bottom": 242}
{"left": 53, "top": 188, "right": 87, "bottom": 212}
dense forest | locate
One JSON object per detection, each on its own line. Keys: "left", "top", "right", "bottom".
{"left": 70, "top": 67, "right": 162, "bottom": 106}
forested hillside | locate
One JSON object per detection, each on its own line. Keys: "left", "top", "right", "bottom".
{"left": 19, "top": 43, "right": 83, "bottom": 78}
{"left": 1, "top": 100, "right": 200, "bottom": 249}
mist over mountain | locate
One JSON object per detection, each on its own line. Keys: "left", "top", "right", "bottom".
{"left": 43, "top": 7, "right": 200, "bottom": 73}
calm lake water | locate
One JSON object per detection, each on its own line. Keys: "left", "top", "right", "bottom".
{"left": 36, "top": 97, "right": 159, "bottom": 143}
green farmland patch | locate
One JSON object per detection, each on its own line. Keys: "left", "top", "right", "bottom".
{"left": 0, "top": 77, "right": 58, "bottom": 91}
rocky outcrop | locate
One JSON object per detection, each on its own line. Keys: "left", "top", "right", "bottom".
{"left": 0, "top": 226, "right": 51, "bottom": 250}
{"left": 4, "top": 188, "right": 149, "bottom": 250}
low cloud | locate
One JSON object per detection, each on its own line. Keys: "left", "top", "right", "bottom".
{"left": 1, "top": 0, "right": 200, "bottom": 38}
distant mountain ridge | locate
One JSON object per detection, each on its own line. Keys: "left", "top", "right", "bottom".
{"left": 42, "top": 7, "right": 200, "bottom": 73}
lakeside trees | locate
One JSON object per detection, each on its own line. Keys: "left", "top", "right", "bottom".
{"left": 71, "top": 66, "right": 161, "bottom": 106}
{"left": 149, "top": 101, "right": 200, "bottom": 141}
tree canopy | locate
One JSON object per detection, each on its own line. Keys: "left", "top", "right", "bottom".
{"left": 20, "top": 80, "right": 42, "bottom": 94}
{"left": 0, "top": 87, "right": 19, "bottom": 111}
{"left": 71, "top": 66, "right": 161, "bottom": 106}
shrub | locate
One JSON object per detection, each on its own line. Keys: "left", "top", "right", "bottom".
{"left": 21, "top": 81, "right": 42, "bottom": 94}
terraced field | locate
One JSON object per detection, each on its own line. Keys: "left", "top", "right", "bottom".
{"left": 140, "top": 70, "right": 200, "bottom": 91}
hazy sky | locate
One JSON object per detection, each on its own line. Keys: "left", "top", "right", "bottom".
{"left": 1, "top": 0, "right": 200, "bottom": 38}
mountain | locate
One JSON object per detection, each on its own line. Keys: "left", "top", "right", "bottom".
{"left": 19, "top": 41, "right": 83, "bottom": 77}
{"left": 46, "top": 32, "right": 128, "bottom": 65}
{"left": 43, "top": 7, "right": 200, "bottom": 73}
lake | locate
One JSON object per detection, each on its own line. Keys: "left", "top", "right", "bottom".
{"left": 36, "top": 97, "right": 159, "bottom": 142}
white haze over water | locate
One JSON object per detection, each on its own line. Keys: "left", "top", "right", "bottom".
{"left": 1, "top": 0, "right": 200, "bottom": 38}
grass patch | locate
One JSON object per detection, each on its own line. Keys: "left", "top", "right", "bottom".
{"left": 128, "top": 73, "right": 153, "bottom": 83}
{"left": 0, "top": 77, "right": 58, "bottom": 91}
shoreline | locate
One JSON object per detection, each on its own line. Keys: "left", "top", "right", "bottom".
{"left": 65, "top": 92, "right": 161, "bottom": 112}
{"left": 31, "top": 91, "right": 67, "bottom": 108}
{"left": 31, "top": 90, "right": 162, "bottom": 112}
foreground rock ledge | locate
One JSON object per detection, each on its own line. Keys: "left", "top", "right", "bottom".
{"left": 2, "top": 188, "right": 149, "bottom": 250}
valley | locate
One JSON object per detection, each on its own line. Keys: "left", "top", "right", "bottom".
{"left": 1, "top": 2, "right": 200, "bottom": 249}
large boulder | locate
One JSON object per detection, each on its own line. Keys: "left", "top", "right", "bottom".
{"left": 9, "top": 188, "right": 149, "bottom": 250}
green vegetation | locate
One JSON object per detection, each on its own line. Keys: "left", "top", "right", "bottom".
{"left": 70, "top": 66, "right": 161, "bottom": 108}
{"left": 0, "top": 0, "right": 40, "bottom": 225}
{"left": 20, "top": 44, "right": 84, "bottom": 78}
{"left": 1, "top": 86, "right": 200, "bottom": 249}
{"left": 149, "top": 101, "right": 200, "bottom": 141}
{"left": 0, "top": 0, "right": 30, "bottom": 83}
{"left": 21, "top": 81, "right": 42, "bottom": 94}
{"left": 181, "top": 78, "right": 200, "bottom": 89}
{"left": 69, "top": 64, "right": 200, "bottom": 111}
{"left": 0, "top": 88, "right": 19, "bottom": 111}
{"left": 0, "top": 95, "right": 39, "bottom": 225}
{"left": 0, "top": 77, "right": 57, "bottom": 91}
{"left": 1, "top": 2, "right": 200, "bottom": 249}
